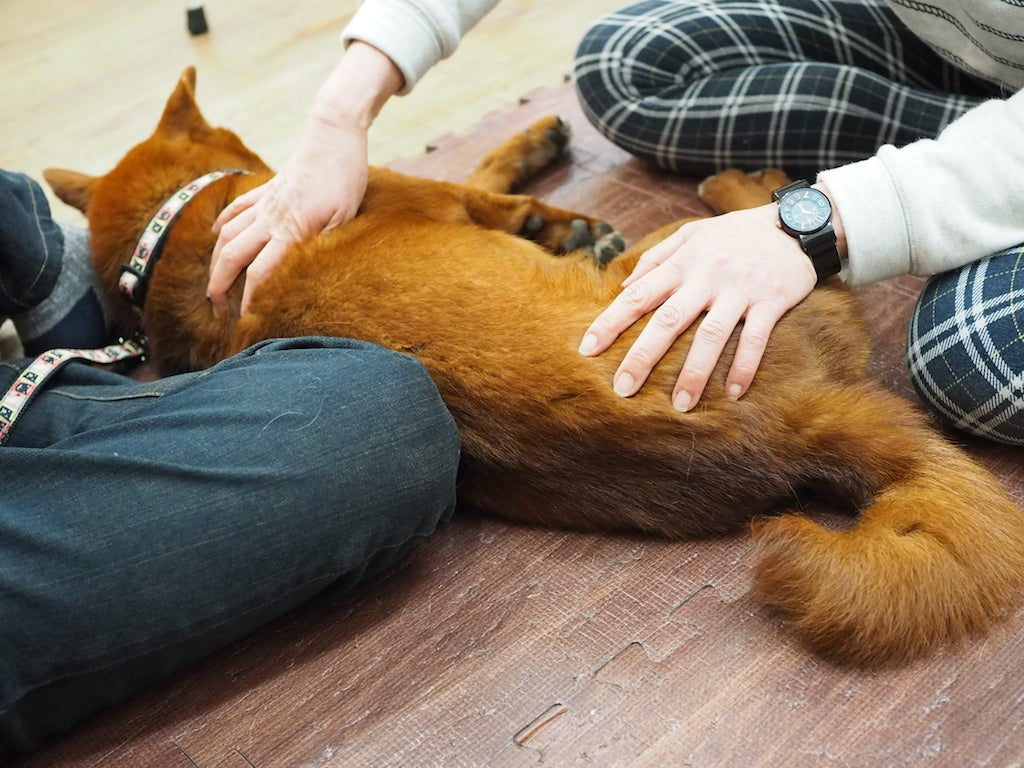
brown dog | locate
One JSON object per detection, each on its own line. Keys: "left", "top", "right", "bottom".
{"left": 45, "top": 68, "right": 1024, "bottom": 666}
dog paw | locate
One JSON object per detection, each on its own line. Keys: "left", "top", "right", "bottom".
{"left": 562, "top": 219, "right": 595, "bottom": 252}
{"left": 558, "top": 219, "right": 626, "bottom": 266}
{"left": 521, "top": 213, "right": 545, "bottom": 239}
{"left": 592, "top": 227, "right": 627, "bottom": 267}
{"left": 699, "top": 168, "right": 792, "bottom": 214}
{"left": 518, "top": 116, "right": 571, "bottom": 179}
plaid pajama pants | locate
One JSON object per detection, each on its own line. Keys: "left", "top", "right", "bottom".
{"left": 572, "top": 0, "right": 1024, "bottom": 445}
{"left": 571, "top": 0, "right": 1002, "bottom": 178}
{"left": 909, "top": 247, "right": 1024, "bottom": 445}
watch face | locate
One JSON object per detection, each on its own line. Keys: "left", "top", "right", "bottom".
{"left": 779, "top": 188, "right": 831, "bottom": 234}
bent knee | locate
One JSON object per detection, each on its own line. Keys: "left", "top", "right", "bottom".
{"left": 318, "top": 342, "right": 460, "bottom": 513}
{"left": 241, "top": 338, "right": 461, "bottom": 526}
{"left": 907, "top": 257, "right": 1024, "bottom": 445}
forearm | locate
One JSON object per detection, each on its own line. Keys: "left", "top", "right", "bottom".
{"left": 310, "top": 41, "right": 404, "bottom": 134}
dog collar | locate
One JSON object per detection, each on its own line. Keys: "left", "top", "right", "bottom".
{"left": 119, "top": 168, "right": 249, "bottom": 308}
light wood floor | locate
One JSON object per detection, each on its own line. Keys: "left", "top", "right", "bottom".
{"left": 4, "top": 0, "right": 625, "bottom": 220}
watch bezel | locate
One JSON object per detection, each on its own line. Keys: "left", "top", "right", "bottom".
{"left": 777, "top": 187, "right": 832, "bottom": 236}
{"left": 771, "top": 180, "right": 843, "bottom": 282}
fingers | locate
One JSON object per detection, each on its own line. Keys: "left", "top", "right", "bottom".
{"left": 213, "top": 184, "right": 263, "bottom": 233}
{"left": 621, "top": 225, "right": 686, "bottom": 288}
{"left": 578, "top": 258, "right": 684, "bottom": 357}
{"left": 210, "top": 204, "right": 259, "bottom": 275}
{"left": 590, "top": 290, "right": 776, "bottom": 412}
{"left": 668, "top": 295, "right": 748, "bottom": 411}
{"left": 207, "top": 210, "right": 270, "bottom": 317}
{"left": 240, "top": 238, "right": 289, "bottom": 315}
{"left": 723, "top": 303, "right": 785, "bottom": 401}
{"left": 609, "top": 287, "right": 706, "bottom": 399}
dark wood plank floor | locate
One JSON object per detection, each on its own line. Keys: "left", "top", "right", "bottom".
{"left": 16, "top": 83, "right": 1024, "bottom": 768}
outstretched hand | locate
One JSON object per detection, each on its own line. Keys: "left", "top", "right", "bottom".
{"left": 207, "top": 109, "right": 370, "bottom": 316}
{"left": 578, "top": 203, "right": 818, "bottom": 410}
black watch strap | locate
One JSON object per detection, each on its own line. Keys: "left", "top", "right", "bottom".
{"left": 770, "top": 179, "right": 810, "bottom": 203}
{"left": 800, "top": 228, "right": 843, "bottom": 281}
{"left": 772, "top": 181, "right": 843, "bottom": 282}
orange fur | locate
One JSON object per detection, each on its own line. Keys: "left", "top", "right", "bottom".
{"left": 44, "top": 68, "right": 1024, "bottom": 666}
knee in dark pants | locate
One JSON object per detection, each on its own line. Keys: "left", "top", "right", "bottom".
{"left": 906, "top": 248, "right": 1024, "bottom": 445}
{"left": 247, "top": 336, "right": 462, "bottom": 530}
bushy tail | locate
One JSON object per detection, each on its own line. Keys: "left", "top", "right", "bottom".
{"left": 754, "top": 390, "right": 1024, "bottom": 666}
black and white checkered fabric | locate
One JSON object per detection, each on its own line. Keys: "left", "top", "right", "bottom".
{"left": 572, "top": 0, "right": 1003, "bottom": 178}
{"left": 908, "top": 246, "right": 1024, "bottom": 445}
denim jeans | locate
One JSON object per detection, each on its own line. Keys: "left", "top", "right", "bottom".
{"left": 0, "top": 336, "right": 460, "bottom": 757}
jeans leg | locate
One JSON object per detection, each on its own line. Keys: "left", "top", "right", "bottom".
{"left": 0, "top": 337, "right": 460, "bottom": 757}
{"left": 907, "top": 246, "right": 1024, "bottom": 445}
{"left": 0, "top": 171, "right": 107, "bottom": 352}
{"left": 0, "top": 171, "right": 63, "bottom": 313}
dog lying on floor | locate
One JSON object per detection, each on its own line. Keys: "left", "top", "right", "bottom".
{"left": 44, "top": 67, "right": 1024, "bottom": 666}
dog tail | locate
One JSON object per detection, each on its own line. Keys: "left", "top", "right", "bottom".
{"left": 752, "top": 385, "right": 1024, "bottom": 665}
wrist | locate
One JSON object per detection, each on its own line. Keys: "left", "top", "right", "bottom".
{"left": 771, "top": 180, "right": 843, "bottom": 282}
{"left": 312, "top": 41, "right": 404, "bottom": 130}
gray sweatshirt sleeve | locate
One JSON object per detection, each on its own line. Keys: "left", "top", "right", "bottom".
{"left": 341, "top": 0, "right": 502, "bottom": 94}
{"left": 818, "top": 89, "right": 1024, "bottom": 286}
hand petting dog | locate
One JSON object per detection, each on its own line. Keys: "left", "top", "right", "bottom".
{"left": 208, "top": 42, "right": 403, "bottom": 316}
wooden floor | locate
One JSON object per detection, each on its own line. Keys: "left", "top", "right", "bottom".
{"left": 8, "top": 2, "right": 1024, "bottom": 767}
{"left": 4, "top": 0, "right": 625, "bottom": 213}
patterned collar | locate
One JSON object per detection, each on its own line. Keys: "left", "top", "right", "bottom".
{"left": 118, "top": 168, "right": 249, "bottom": 308}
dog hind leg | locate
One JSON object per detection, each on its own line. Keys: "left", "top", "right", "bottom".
{"left": 461, "top": 189, "right": 626, "bottom": 266}
{"left": 465, "top": 116, "right": 571, "bottom": 193}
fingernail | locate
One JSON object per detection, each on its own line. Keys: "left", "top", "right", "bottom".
{"left": 673, "top": 391, "right": 692, "bottom": 412}
{"left": 614, "top": 372, "right": 635, "bottom": 397}
{"left": 578, "top": 333, "right": 598, "bottom": 356}
{"left": 727, "top": 384, "right": 743, "bottom": 401}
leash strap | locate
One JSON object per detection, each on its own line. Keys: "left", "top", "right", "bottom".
{"left": 0, "top": 338, "right": 147, "bottom": 447}
{"left": 118, "top": 168, "right": 248, "bottom": 306}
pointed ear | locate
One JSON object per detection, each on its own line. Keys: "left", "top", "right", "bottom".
{"left": 156, "top": 66, "right": 211, "bottom": 138}
{"left": 42, "top": 168, "right": 97, "bottom": 213}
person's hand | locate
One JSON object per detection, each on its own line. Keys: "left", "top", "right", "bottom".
{"left": 207, "top": 109, "right": 369, "bottom": 316}
{"left": 206, "top": 40, "right": 404, "bottom": 317}
{"left": 578, "top": 203, "right": 819, "bottom": 411}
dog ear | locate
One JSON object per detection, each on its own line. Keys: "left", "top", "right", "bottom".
{"left": 156, "top": 66, "right": 212, "bottom": 139}
{"left": 42, "top": 168, "right": 97, "bottom": 213}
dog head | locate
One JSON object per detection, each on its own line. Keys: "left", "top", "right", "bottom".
{"left": 44, "top": 67, "right": 270, "bottom": 337}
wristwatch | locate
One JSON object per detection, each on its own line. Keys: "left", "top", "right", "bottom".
{"left": 771, "top": 180, "right": 843, "bottom": 282}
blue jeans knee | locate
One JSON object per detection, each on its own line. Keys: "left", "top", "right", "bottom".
{"left": 0, "top": 337, "right": 459, "bottom": 757}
